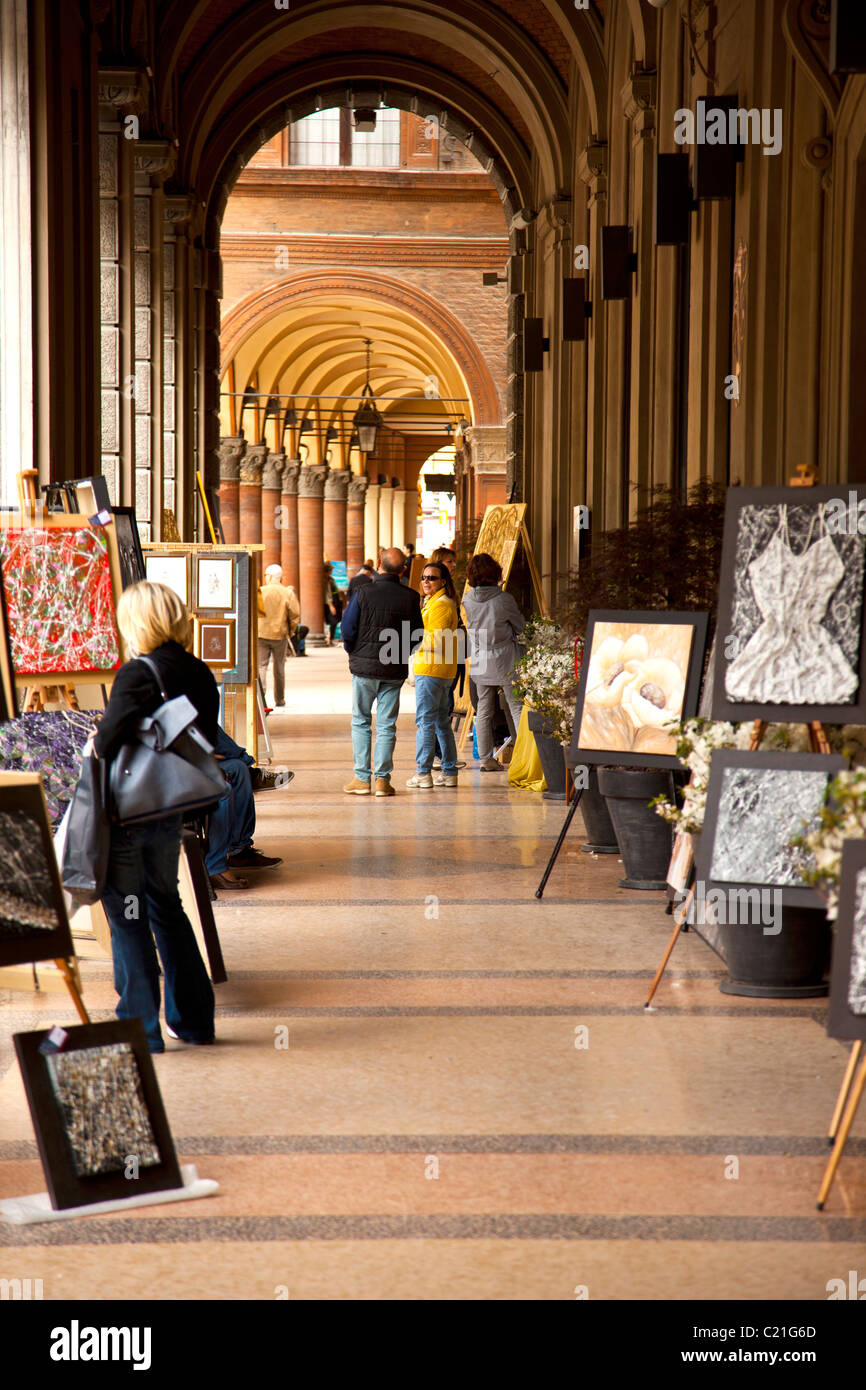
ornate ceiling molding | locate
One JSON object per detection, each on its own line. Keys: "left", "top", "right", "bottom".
{"left": 98, "top": 67, "right": 149, "bottom": 114}
{"left": 782, "top": 0, "right": 844, "bottom": 123}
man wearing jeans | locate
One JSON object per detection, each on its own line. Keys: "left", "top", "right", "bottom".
{"left": 340, "top": 547, "right": 423, "bottom": 797}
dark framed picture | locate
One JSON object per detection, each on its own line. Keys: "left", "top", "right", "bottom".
{"left": 195, "top": 554, "right": 235, "bottom": 611}
{"left": 828, "top": 839, "right": 866, "bottom": 1041}
{"left": 696, "top": 749, "right": 846, "bottom": 909}
{"left": 568, "top": 610, "right": 709, "bottom": 769}
{"left": 0, "top": 773, "right": 75, "bottom": 969}
{"left": 13, "top": 1019, "right": 182, "bottom": 1210}
{"left": 712, "top": 486, "right": 866, "bottom": 722}
{"left": 111, "top": 507, "right": 146, "bottom": 589}
{"left": 195, "top": 616, "right": 236, "bottom": 669}
{"left": 144, "top": 551, "right": 190, "bottom": 605}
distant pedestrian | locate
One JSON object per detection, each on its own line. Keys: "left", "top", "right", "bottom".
{"left": 462, "top": 552, "right": 525, "bottom": 771}
{"left": 258, "top": 563, "right": 294, "bottom": 707}
{"left": 341, "top": 547, "right": 423, "bottom": 796}
{"left": 406, "top": 561, "right": 460, "bottom": 790}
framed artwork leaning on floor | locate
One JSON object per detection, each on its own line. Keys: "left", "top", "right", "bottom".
{"left": 0, "top": 772, "right": 75, "bottom": 969}
{"left": 695, "top": 749, "right": 846, "bottom": 910}
{"left": 828, "top": 839, "right": 866, "bottom": 1041}
{"left": 568, "top": 610, "right": 708, "bottom": 769}
{"left": 13, "top": 1019, "right": 182, "bottom": 1210}
{"left": 712, "top": 486, "right": 866, "bottom": 723}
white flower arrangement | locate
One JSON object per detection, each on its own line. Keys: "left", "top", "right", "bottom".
{"left": 511, "top": 619, "right": 582, "bottom": 747}
{"left": 792, "top": 765, "right": 866, "bottom": 919}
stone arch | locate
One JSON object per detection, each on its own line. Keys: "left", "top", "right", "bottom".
{"left": 220, "top": 270, "right": 503, "bottom": 427}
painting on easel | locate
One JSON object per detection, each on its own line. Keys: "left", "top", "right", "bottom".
{"left": 0, "top": 773, "right": 75, "bottom": 969}
{"left": 828, "top": 839, "right": 866, "bottom": 1041}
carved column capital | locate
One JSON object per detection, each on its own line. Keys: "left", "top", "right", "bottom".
{"left": 281, "top": 459, "right": 302, "bottom": 495}
{"left": 577, "top": 140, "right": 608, "bottom": 207}
{"left": 164, "top": 193, "right": 197, "bottom": 231}
{"left": 240, "top": 443, "right": 267, "bottom": 486}
{"left": 347, "top": 474, "right": 369, "bottom": 506}
{"left": 134, "top": 140, "right": 177, "bottom": 185}
{"left": 324, "top": 469, "right": 350, "bottom": 502}
{"left": 262, "top": 451, "right": 286, "bottom": 490}
{"left": 218, "top": 436, "right": 246, "bottom": 482}
{"left": 97, "top": 67, "right": 149, "bottom": 114}
{"left": 621, "top": 66, "right": 656, "bottom": 144}
{"left": 298, "top": 464, "right": 328, "bottom": 499}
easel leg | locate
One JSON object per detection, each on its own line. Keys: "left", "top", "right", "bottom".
{"left": 54, "top": 958, "right": 90, "bottom": 1024}
{"left": 535, "top": 789, "right": 584, "bottom": 900}
{"left": 827, "top": 1041, "right": 863, "bottom": 1146}
{"left": 817, "top": 1055, "right": 866, "bottom": 1209}
{"left": 645, "top": 888, "right": 694, "bottom": 1008}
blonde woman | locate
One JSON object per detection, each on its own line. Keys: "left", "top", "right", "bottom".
{"left": 93, "top": 581, "right": 216, "bottom": 1052}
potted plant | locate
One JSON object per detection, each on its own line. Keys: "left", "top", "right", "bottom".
{"left": 511, "top": 620, "right": 580, "bottom": 801}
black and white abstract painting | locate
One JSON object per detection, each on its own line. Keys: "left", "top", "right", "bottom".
{"left": 828, "top": 840, "right": 866, "bottom": 1042}
{"left": 0, "top": 807, "right": 62, "bottom": 939}
{"left": 708, "top": 765, "right": 828, "bottom": 887}
{"left": 47, "top": 1043, "right": 160, "bottom": 1177}
{"left": 713, "top": 487, "right": 866, "bottom": 722}
{"left": 849, "top": 869, "right": 866, "bottom": 1017}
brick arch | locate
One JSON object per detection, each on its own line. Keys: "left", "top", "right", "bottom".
{"left": 220, "top": 269, "right": 503, "bottom": 426}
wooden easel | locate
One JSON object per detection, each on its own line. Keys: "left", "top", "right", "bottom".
{"left": 644, "top": 718, "right": 831, "bottom": 1006}
{"left": 16, "top": 471, "right": 81, "bottom": 713}
{"left": 818, "top": 1044, "right": 866, "bottom": 1209}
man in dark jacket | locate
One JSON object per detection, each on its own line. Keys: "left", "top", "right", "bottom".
{"left": 341, "top": 547, "right": 423, "bottom": 797}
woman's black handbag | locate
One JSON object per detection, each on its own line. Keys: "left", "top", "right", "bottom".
{"left": 108, "top": 655, "right": 228, "bottom": 826}
{"left": 61, "top": 748, "right": 111, "bottom": 904}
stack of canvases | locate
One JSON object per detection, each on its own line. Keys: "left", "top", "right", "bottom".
{"left": 0, "top": 511, "right": 196, "bottom": 1219}
{"left": 561, "top": 483, "right": 866, "bottom": 1206}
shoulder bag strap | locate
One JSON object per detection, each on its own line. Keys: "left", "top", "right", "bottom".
{"left": 136, "top": 653, "right": 168, "bottom": 703}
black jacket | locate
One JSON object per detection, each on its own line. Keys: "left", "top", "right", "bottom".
{"left": 343, "top": 573, "right": 423, "bottom": 680}
{"left": 94, "top": 641, "right": 220, "bottom": 761}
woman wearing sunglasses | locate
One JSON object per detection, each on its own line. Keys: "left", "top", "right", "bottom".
{"left": 406, "top": 562, "right": 460, "bottom": 789}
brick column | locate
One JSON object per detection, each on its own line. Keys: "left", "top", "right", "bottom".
{"left": 239, "top": 443, "right": 266, "bottom": 580}
{"left": 364, "top": 481, "right": 380, "bottom": 561}
{"left": 261, "top": 450, "right": 286, "bottom": 571}
{"left": 347, "top": 475, "right": 368, "bottom": 573}
{"left": 280, "top": 458, "right": 301, "bottom": 589}
{"left": 378, "top": 483, "right": 393, "bottom": 548}
{"left": 217, "top": 435, "right": 245, "bottom": 543}
{"left": 324, "top": 468, "right": 349, "bottom": 569}
{"left": 297, "top": 463, "right": 328, "bottom": 644}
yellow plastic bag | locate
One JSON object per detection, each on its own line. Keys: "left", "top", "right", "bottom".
{"left": 507, "top": 704, "right": 546, "bottom": 791}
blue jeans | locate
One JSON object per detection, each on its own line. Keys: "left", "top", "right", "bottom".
{"left": 436, "top": 676, "right": 458, "bottom": 762}
{"left": 352, "top": 676, "right": 403, "bottom": 782}
{"left": 415, "top": 675, "right": 458, "bottom": 776}
{"left": 101, "top": 814, "right": 215, "bottom": 1052}
{"left": 206, "top": 725, "right": 255, "bottom": 874}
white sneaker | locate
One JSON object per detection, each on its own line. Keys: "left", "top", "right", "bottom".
{"left": 433, "top": 773, "right": 458, "bottom": 787}
{"left": 406, "top": 773, "right": 434, "bottom": 789}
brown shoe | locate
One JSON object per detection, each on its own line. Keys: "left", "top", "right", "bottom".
{"left": 210, "top": 870, "right": 250, "bottom": 890}
{"left": 375, "top": 778, "right": 395, "bottom": 797}
{"left": 343, "top": 777, "right": 372, "bottom": 795}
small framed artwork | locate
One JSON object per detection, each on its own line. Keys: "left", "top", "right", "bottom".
{"left": 111, "top": 507, "right": 146, "bottom": 589}
{"left": 195, "top": 554, "right": 235, "bottom": 611}
{"left": 0, "top": 773, "right": 75, "bottom": 968}
{"left": 221, "top": 551, "right": 251, "bottom": 684}
{"left": 712, "top": 486, "right": 866, "bottom": 723}
{"left": 828, "top": 839, "right": 866, "bottom": 1041}
{"left": 144, "top": 552, "right": 189, "bottom": 606}
{"left": 568, "top": 610, "right": 709, "bottom": 769}
{"left": 196, "top": 617, "right": 235, "bottom": 669}
{"left": 696, "top": 749, "right": 846, "bottom": 909}
{"left": 13, "top": 1018, "right": 183, "bottom": 1210}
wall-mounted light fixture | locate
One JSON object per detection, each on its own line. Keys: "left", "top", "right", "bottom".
{"left": 654, "top": 153, "right": 694, "bottom": 245}
{"left": 482, "top": 271, "right": 507, "bottom": 287}
{"left": 600, "top": 226, "right": 637, "bottom": 300}
{"left": 353, "top": 108, "right": 377, "bottom": 133}
{"left": 523, "top": 318, "right": 550, "bottom": 372}
{"left": 562, "top": 278, "right": 592, "bottom": 341}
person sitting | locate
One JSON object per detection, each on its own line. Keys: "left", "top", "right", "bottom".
{"left": 258, "top": 563, "right": 295, "bottom": 705}
{"left": 462, "top": 552, "right": 526, "bottom": 772}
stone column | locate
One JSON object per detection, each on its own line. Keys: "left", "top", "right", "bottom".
{"left": 391, "top": 487, "right": 407, "bottom": 551}
{"left": 280, "top": 458, "right": 301, "bottom": 589}
{"left": 347, "top": 474, "right": 368, "bottom": 573}
{"left": 218, "top": 435, "right": 245, "bottom": 542}
{"left": 364, "top": 481, "right": 380, "bottom": 561}
{"left": 378, "top": 482, "right": 393, "bottom": 549}
{"left": 261, "top": 450, "right": 286, "bottom": 571}
{"left": 297, "top": 463, "right": 328, "bottom": 643}
{"left": 463, "top": 425, "right": 508, "bottom": 515}
{"left": 323, "top": 467, "right": 349, "bottom": 569}
{"left": 239, "top": 443, "right": 266, "bottom": 580}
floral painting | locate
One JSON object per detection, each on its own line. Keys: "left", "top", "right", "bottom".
{"left": 0, "top": 527, "right": 121, "bottom": 677}
{"left": 575, "top": 620, "right": 695, "bottom": 757}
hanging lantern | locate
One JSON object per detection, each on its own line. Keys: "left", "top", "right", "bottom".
{"left": 352, "top": 339, "right": 383, "bottom": 455}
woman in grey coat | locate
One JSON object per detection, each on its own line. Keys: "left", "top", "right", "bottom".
{"left": 462, "top": 552, "right": 526, "bottom": 771}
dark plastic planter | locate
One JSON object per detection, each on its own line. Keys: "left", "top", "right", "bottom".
{"left": 719, "top": 903, "right": 831, "bottom": 998}
{"left": 578, "top": 766, "right": 619, "bottom": 853}
{"left": 527, "top": 711, "right": 567, "bottom": 800}
{"left": 596, "top": 767, "right": 675, "bottom": 890}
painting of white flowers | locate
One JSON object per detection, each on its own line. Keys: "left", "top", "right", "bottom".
{"left": 569, "top": 610, "right": 708, "bottom": 769}
{"left": 828, "top": 840, "right": 866, "bottom": 1043}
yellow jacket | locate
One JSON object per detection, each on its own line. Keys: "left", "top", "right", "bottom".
{"left": 413, "top": 591, "right": 458, "bottom": 678}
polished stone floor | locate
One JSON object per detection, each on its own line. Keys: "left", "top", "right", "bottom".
{"left": 1, "top": 647, "right": 864, "bottom": 1300}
